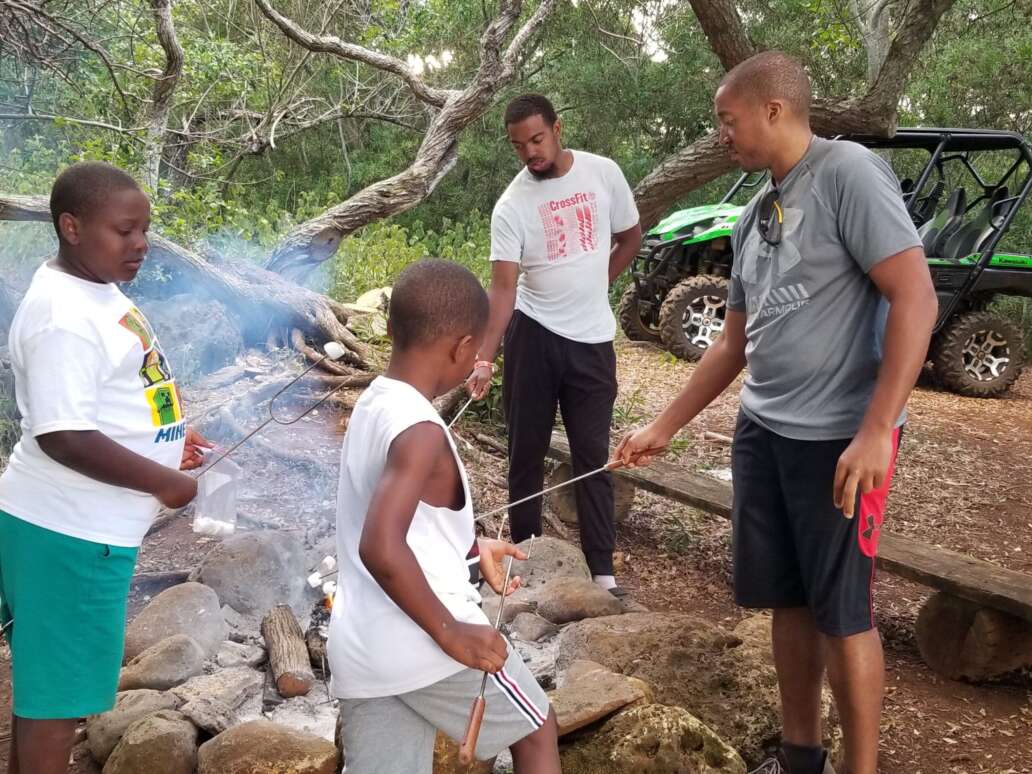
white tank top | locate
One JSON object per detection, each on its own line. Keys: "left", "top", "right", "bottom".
{"left": 328, "top": 376, "right": 488, "bottom": 698}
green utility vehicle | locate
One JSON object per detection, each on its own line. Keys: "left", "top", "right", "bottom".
{"left": 621, "top": 128, "right": 1032, "bottom": 397}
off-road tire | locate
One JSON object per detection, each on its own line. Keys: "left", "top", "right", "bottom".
{"left": 931, "top": 311, "right": 1025, "bottom": 398}
{"left": 618, "top": 284, "right": 662, "bottom": 344}
{"left": 658, "top": 275, "right": 729, "bottom": 361}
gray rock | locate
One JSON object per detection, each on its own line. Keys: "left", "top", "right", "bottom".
{"left": 532, "top": 577, "right": 623, "bottom": 624}
{"left": 216, "top": 640, "right": 267, "bottom": 669}
{"left": 511, "top": 638, "right": 557, "bottom": 690}
{"left": 87, "top": 689, "right": 179, "bottom": 764}
{"left": 511, "top": 612, "right": 559, "bottom": 643}
{"left": 136, "top": 295, "right": 244, "bottom": 385}
{"left": 548, "top": 660, "right": 649, "bottom": 736}
{"left": 197, "top": 719, "right": 338, "bottom": 774}
{"left": 102, "top": 709, "right": 197, "bottom": 774}
{"left": 555, "top": 612, "right": 838, "bottom": 766}
{"left": 560, "top": 704, "right": 746, "bottom": 774}
{"left": 171, "top": 666, "right": 264, "bottom": 709}
{"left": 193, "top": 531, "right": 309, "bottom": 617}
{"left": 124, "top": 582, "right": 227, "bottom": 661}
{"left": 179, "top": 696, "right": 237, "bottom": 736}
{"left": 481, "top": 593, "right": 535, "bottom": 626}
{"left": 508, "top": 536, "right": 590, "bottom": 592}
{"left": 118, "top": 634, "right": 206, "bottom": 691}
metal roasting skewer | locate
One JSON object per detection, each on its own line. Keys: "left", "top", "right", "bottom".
{"left": 197, "top": 342, "right": 348, "bottom": 476}
{"left": 459, "top": 534, "right": 535, "bottom": 765}
{"left": 448, "top": 395, "right": 475, "bottom": 429}
{"left": 473, "top": 447, "right": 667, "bottom": 523}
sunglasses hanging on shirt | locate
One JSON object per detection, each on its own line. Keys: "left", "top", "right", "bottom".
{"left": 757, "top": 189, "right": 784, "bottom": 246}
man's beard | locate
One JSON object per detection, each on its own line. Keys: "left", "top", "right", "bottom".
{"left": 527, "top": 161, "right": 556, "bottom": 179}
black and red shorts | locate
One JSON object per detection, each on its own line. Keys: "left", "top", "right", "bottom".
{"left": 730, "top": 411, "right": 901, "bottom": 637}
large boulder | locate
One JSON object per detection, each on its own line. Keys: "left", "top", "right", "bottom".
{"left": 87, "top": 689, "right": 179, "bottom": 764}
{"left": 118, "top": 634, "right": 206, "bottom": 691}
{"left": 197, "top": 719, "right": 339, "bottom": 774}
{"left": 509, "top": 536, "right": 591, "bottom": 591}
{"left": 532, "top": 577, "right": 623, "bottom": 624}
{"left": 102, "top": 709, "right": 197, "bottom": 774}
{"left": 555, "top": 612, "right": 838, "bottom": 766}
{"left": 192, "top": 531, "right": 309, "bottom": 617}
{"left": 560, "top": 704, "right": 746, "bottom": 774}
{"left": 124, "top": 582, "right": 227, "bottom": 660}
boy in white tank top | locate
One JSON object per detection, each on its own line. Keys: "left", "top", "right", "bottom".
{"left": 328, "top": 260, "right": 559, "bottom": 773}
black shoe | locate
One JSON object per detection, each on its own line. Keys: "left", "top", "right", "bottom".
{"left": 748, "top": 751, "right": 835, "bottom": 774}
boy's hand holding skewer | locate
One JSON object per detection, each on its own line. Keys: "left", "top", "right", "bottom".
{"left": 179, "top": 427, "right": 214, "bottom": 471}
{"left": 477, "top": 539, "right": 527, "bottom": 597}
{"left": 614, "top": 423, "right": 671, "bottom": 469}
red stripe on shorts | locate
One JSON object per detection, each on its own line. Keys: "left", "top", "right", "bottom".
{"left": 859, "top": 427, "right": 901, "bottom": 628}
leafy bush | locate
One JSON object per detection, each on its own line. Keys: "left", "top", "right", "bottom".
{"left": 330, "top": 212, "right": 491, "bottom": 303}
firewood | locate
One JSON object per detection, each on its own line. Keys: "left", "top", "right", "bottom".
{"left": 260, "top": 605, "right": 315, "bottom": 698}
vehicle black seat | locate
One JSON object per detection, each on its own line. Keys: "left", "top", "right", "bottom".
{"left": 942, "top": 187, "right": 1009, "bottom": 262}
{"left": 917, "top": 187, "right": 965, "bottom": 256}
{"left": 912, "top": 179, "right": 945, "bottom": 225}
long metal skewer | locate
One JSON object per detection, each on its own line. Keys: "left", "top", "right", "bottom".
{"left": 198, "top": 343, "right": 348, "bottom": 476}
{"left": 473, "top": 447, "right": 666, "bottom": 523}
{"left": 458, "top": 534, "right": 535, "bottom": 764}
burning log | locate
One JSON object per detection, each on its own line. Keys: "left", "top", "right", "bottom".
{"left": 305, "top": 597, "right": 332, "bottom": 672}
{"left": 260, "top": 605, "right": 315, "bottom": 698}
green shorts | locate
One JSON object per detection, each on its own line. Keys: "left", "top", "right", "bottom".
{"left": 0, "top": 510, "right": 138, "bottom": 719}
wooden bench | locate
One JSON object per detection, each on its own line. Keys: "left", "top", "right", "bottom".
{"left": 547, "top": 433, "right": 1032, "bottom": 680}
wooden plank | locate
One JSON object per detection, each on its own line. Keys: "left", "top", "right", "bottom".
{"left": 548, "top": 433, "right": 1032, "bottom": 623}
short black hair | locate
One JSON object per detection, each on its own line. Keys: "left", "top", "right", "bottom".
{"left": 389, "top": 260, "right": 489, "bottom": 350}
{"left": 49, "top": 161, "right": 142, "bottom": 238}
{"left": 504, "top": 93, "right": 558, "bottom": 127}
{"left": 720, "top": 50, "right": 811, "bottom": 118}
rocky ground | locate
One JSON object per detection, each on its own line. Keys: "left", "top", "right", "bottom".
{"left": 1, "top": 335, "right": 1031, "bottom": 773}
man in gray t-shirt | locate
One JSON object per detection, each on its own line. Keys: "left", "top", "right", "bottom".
{"left": 617, "top": 52, "right": 937, "bottom": 774}
{"left": 728, "top": 135, "right": 920, "bottom": 439}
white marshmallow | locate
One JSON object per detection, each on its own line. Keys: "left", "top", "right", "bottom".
{"left": 322, "top": 580, "right": 337, "bottom": 597}
{"left": 318, "top": 556, "right": 337, "bottom": 574}
{"left": 307, "top": 572, "right": 323, "bottom": 589}
{"left": 323, "top": 341, "right": 347, "bottom": 361}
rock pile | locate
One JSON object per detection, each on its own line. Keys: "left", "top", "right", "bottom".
{"left": 85, "top": 532, "right": 840, "bottom": 773}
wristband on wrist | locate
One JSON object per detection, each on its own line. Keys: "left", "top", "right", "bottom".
{"left": 475, "top": 360, "right": 495, "bottom": 374}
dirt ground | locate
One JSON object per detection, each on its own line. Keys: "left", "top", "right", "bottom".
{"left": 2, "top": 337, "right": 1031, "bottom": 773}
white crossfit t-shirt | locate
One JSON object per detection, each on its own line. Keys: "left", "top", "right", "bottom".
{"left": 0, "top": 263, "right": 187, "bottom": 547}
{"left": 490, "top": 150, "right": 639, "bottom": 343}
{"left": 328, "top": 376, "right": 488, "bottom": 699}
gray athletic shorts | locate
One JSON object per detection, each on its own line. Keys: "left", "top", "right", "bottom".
{"left": 339, "top": 646, "right": 550, "bottom": 773}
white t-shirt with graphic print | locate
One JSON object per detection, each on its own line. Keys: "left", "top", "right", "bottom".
{"left": 490, "top": 150, "right": 639, "bottom": 343}
{"left": 0, "top": 262, "right": 187, "bottom": 547}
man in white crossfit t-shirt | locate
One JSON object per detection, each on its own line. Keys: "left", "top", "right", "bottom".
{"left": 466, "top": 94, "right": 642, "bottom": 594}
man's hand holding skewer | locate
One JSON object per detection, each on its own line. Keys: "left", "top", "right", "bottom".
{"left": 614, "top": 422, "right": 672, "bottom": 469}
{"left": 477, "top": 539, "right": 527, "bottom": 596}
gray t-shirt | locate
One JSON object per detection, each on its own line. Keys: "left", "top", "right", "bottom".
{"left": 728, "top": 137, "right": 922, "bottom": 440}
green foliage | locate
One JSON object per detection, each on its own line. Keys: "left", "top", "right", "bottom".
{"left": 330, "top": 212, "right": 491, "bottom": 303}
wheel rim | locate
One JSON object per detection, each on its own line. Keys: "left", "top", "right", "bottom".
{"left": 961, "top": 328, "right": 1010, "bottom": 382}
{"left": 681, "top": 294, "right": 726, "bottom": 349}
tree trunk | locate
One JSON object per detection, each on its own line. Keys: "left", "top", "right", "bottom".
{"left": 0, "top": 194, "right": 370, "bottom": 366}
{"left": 261, "top": 605, "right": 315, "bottom": 698}
{"left": 142, "top": 0, "right": 184, "bottom": 192}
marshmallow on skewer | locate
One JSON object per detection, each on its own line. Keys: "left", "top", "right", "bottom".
{"left": 307, "top": 571, "right": 323, "bottom": 589}
{"left": 323, "top": 341, "right": 347, "bottom": 361}
{"left": 318, "top": 556, "right": 337, "bottom": 574}
{"left": 322, "top": 580, "right": 337, "bottom": 597}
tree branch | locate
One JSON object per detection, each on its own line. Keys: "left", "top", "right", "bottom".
{"left": 254, "top": 0, "right": 454, "bottom": 108}
{"left": 686, "top": 0, "right": 755, "bottom": 71}
{"left": 263, "top": 0, "right": 560, "bottom": 279}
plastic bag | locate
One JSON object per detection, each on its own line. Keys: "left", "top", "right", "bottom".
{"left": 192, "top": 456, "right": 241, "bottom": 537}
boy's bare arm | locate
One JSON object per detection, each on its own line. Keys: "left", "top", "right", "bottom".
{"left": 37, "top": 430, "right": 196, "bottom": 508}
{"left": 359, "top": 422, "right": 508, "bottom": 674}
